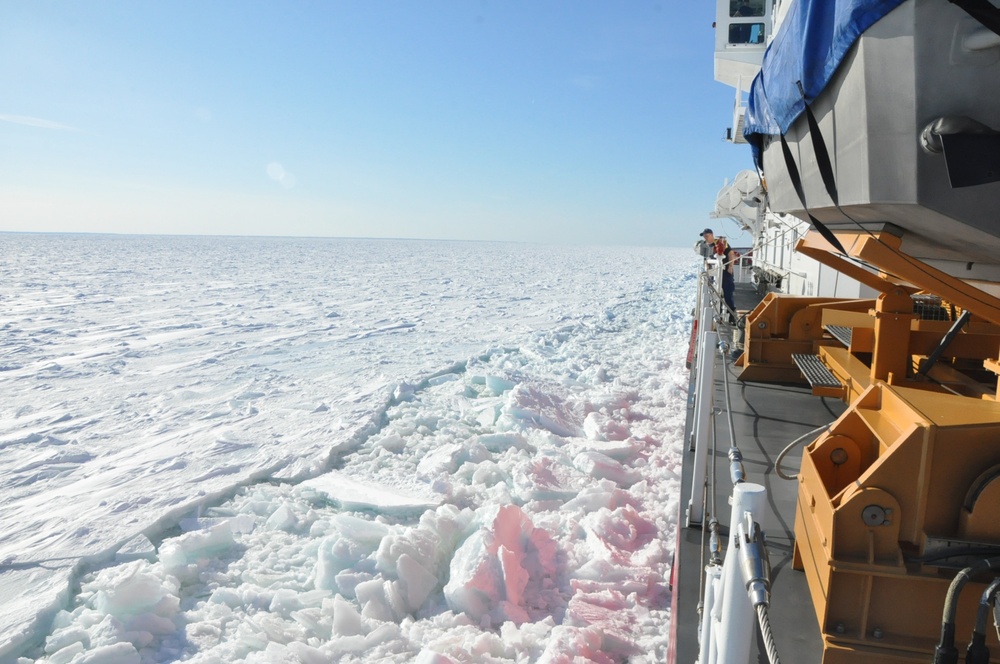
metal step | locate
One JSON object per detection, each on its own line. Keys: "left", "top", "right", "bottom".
{"left": 825, "top": 325, "right": 852, "bottom": 348}
{"left": 792, "top": 354, "right": 842, "bottom": 389}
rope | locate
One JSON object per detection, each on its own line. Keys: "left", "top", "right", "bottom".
{"left": 756, "top": 604, "right": 782, "bottom": 664}
{"left": 710, "top": 358, "right": 720, "bottom": 519}
{"left": 718, "top": 341, "right": 749, "bottom": 488}
{"left": 719, "top": 342, "right": 738, "bottom": 460}
{"left": 774, "top": 423, "right": 831, "bottom": 480}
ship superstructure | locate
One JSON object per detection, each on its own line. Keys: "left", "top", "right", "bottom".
{"left": 677, "top": 1, "right": 1000, "bottom": 662}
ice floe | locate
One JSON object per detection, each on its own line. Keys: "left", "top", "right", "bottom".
{"left": 0, "top": 235, "right": 697, "bottom": 662}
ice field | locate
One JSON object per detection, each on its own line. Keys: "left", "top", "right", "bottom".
{"left": 0, "top": 234, "right": 697, "bottom": 663}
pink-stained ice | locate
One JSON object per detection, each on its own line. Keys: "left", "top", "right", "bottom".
{"left": 1, "top": 238, "right": 696, "bottom": 662}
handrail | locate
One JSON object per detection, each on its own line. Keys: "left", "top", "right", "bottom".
{"left": 689, "top": 277, "right": 783, "bottom": 664}
{"left": 700, "top": 267, "right": 741, "bottom": 331}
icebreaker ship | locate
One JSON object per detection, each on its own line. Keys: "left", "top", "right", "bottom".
{"left": 677, "top": 2, "right": 1000, "bottom": 663}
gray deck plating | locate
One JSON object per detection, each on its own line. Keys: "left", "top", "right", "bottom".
{"left": 675, "top": 286, "right": 845, "bottom": 663}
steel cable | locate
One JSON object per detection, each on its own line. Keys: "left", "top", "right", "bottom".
{"left": 756, "top": 604, "right": 782, "bottom": 664}
{"left": 774, "top": 423, "right": 831, "bottom": 480}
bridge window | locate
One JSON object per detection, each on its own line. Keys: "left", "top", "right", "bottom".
{"left": 728, "top": 22, "right": 765, "bottom": 44}
{"left": 729, "top": 0, "right": 764, "bottom": 17}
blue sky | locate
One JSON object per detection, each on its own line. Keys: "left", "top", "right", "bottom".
{"left": 1, "top": 2, "right": 755, "bottom": 246}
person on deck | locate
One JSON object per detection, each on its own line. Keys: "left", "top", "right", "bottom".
{"left": 699, "top": 228, "right": 737, "bottom": 321}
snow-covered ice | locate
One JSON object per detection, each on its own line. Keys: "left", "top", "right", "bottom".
{"left": 0, "top": 234, "right": 697, "bottom": 663}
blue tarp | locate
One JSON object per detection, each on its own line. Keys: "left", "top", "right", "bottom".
{"left": 743, "top": 0, "right": 907, "bottom": 159}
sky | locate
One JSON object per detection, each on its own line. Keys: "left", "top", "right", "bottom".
{"left": 0, "top": 1, "right": 755, "bottom": 246}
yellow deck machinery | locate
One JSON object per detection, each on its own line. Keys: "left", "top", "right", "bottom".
{"left": 740, "top": 230, "right": 1000, "bottom": 663}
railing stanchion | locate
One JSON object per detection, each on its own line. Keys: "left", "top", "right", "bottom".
{"left": 700, "top": 564, "right": 724, "bottom": 664}
{"left": 687, "top": 322, "right": 716, "bottom": 527}
{"left": 716, "top": 483, "right": 767, "bottom": 664}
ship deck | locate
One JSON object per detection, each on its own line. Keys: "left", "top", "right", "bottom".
{"left": 673, "top": 283, "right": 846, "bottom": 663}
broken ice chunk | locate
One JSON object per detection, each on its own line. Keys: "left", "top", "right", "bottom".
{"left": 443, "top": 504, "right": 559, "bottom": 625}
{"left": 583, "top": 411, "right": 630, "bottom": 442}
{"left": 114, "top": 534, "right": 157, "bottom": 563}
{"left": 158, "top": 522, "right": 234, "bottom": 577}
{"left": 301, "top": 471, "right": 439, "bottom": 515}
{"left": 573, "top": 451, "right": 639, "bottom": 487}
